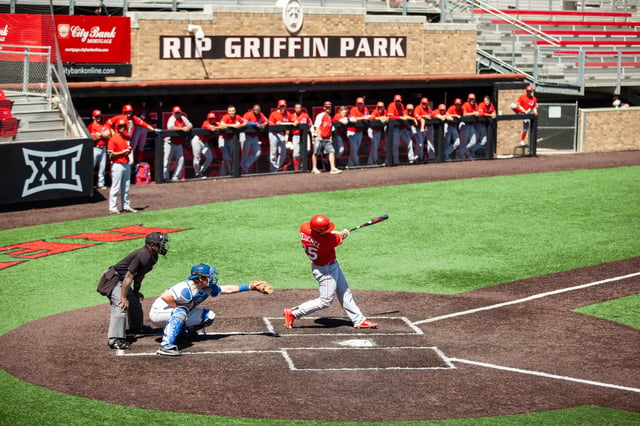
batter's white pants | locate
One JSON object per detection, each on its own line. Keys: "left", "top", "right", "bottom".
{"left": 109, "top": 162, "right": 132, "bottom": 211}
{"left": 268, "top": 132, "right": 287, "bottom": 172}
{"left": 292, "top": 260, "right": 365, "bottom": 326}
{"left": 93, "top": 146, "right": 107, "bottom": 187}
{"left": 163, "top": 141, "right": 184, "bottom": 180}
{"left": 191, "top": 136, "right": 212, "bottom": 177}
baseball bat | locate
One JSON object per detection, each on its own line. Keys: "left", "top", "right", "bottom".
{"left": 349, "top": 214, "right": 389, "bottom": 232}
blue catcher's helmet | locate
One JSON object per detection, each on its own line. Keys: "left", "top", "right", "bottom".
{"left": 188, "top": 263, "right": 219, "bottom": 288}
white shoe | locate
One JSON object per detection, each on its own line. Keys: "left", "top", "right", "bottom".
{"left": 329, "top": 169, "right": 342, "bottom": 174}
{"left": 123, "top": 207, "right": 138, "bottom": 213}
{"left": 520, "top": 140, "right": 526, "bottom": 146}
{"left": 311, "top": 168, "right": 321, "bottom": 175}
{"left": 109, "top": 208, "right": 120, "bottom": 215}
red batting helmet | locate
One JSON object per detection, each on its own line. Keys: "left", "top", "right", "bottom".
{"left": 122, "top": 104, "right": 133, "bottom": 113}
{"left": 309, "top": 214, "right": 335, "bottom": 235}
{"left": 92, "top": 109, "right": 102, "bottom": 117}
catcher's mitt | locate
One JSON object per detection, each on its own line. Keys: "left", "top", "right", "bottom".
{"left": 250, "top": 280, "right": 273, "bottom": 295}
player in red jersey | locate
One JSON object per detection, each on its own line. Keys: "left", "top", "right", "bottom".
{"left": 290, "top": 103, "right": 313, "bottom": 171}
{"left": 475, "top": 95, "right": 497, "bottom": 157}
{"left": 367, "top": 101, "right": 388, "bottom": 165}
{"left": 283, "top": 214, "right": 378, "bottom": 330}
{"left": 346, "top": 97, "right": 370, "bottom": 167}
{"left": 218, "top": 105, "right": 246, "bottom": 176}
{"left": 512, "top": 85, "right": 538, "bottom": 146}
{"left": 415, "top": 97, "right": 434, "bottom": 161}
{"left": 242, "top": 104, "right": 268, "bottom": 174}
{"left": 87, "top": 109, "right": 111, "bottom": 188}
{"left": 107, "top": 119, "right": 136, "bottom": 214}
{"left": 268, "top": 99, "right": 294, "bottom": 172}
{"left": 191, "top": 112, "right": 219, "bottom": 178}
{"left": 311, "top": 101, "right": 342, "bottom": 174}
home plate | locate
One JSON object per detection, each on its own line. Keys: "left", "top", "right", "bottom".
{"left": 336, "top": 338, "right": 375, "bottom": 347}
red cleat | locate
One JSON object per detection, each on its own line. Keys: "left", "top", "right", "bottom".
{"left": 354, "top": 319, "right": 378, "bottom": 329}
{"left": 283, "top": 308, "right": 296, "bottom": 329}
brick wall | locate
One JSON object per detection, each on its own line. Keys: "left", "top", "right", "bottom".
{"left": 578, "top": 108, "right": 640, "bottom": 152}
{"left": 124, "top": 9, "right": 476, "bottom": 81}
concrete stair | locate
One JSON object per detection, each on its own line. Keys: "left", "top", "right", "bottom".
{"left": 4, "top": 95, "right": 68, "bottom": 142}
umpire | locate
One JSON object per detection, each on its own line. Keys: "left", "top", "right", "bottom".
{"left": 97, "top": 232, "right": 169, "bottom": 350}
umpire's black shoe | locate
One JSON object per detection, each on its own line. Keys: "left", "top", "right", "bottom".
{"left": 108, "top": 339, "right": 131, "bottom": 350}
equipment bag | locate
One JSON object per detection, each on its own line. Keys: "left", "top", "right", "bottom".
{"left": 135, "top": 162, "right": 151, "bottom": 184}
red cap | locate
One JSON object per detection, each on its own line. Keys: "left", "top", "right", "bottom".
{"left": 92, "top": 109, "right": 102, "bottom": 117}
{"left": 356, "top": 97, "right": 365, "bottom": 104}
{"left": 207, "top": 112, "right": 216, "bottom": 119}
{"left": 394, "top": 94, "right": 402, "bottom": 102}
{"left": 122, "top": 104, "right": 133, "bottom": 113}
{"left": 420, "top": 97, "right": 428, "bottom": 104}
{"left": 376, "top": 101, "right": 385, "bottom": 107}
{"left": 454, "top": 98, "right": 462, "bottom": 105}
{"left": 526, "top": 85, "right": 534, "bottom": 92}
{"left": 438, "top": 104, "right": 446, "bottom": 110}
{"left": 406, "top": 104, "right": 414, "bottom": 110}
{"left": 278, "top": 99, "right": 287, "bottom": 107}
{"left": 172, "top": 106, "right": 182, "bottom": 113}
{"left": 116, "top": 118, "right": 127, "bottom": 127}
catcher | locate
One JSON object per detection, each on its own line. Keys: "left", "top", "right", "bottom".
{"left": 149, "top": 263, "right": 272, "bottom": 356}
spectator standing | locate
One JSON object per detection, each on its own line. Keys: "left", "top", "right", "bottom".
{"left": 242, "top": 104, "right": 268, "bottom": 174}
{"left": 512, "top": 85, "right": 538, "bottom": 146}
{"left": 346, "top": 97, "right": 370, "bottom": 168}
{"left": 291, "top": 103, "right": 313, "bottom": 171}
{"left": 163, "top": 106, "right": 193, "bottom": 181}
{"left": 475, "top": 95, "right": 497, "bottom": 157}
{"left": 87, "top": 109, "right": 110, "bottom": 188}
{"left": 218, "top": 105, "right": 246, "bottom": 176}
{"left": 107, "top": 119, "right": 136, "bottom": 214}
{"left": 415, "top": 97, "right": 435, "bottom": 161}
{"left": 444, "top": 99, "right": 463, "bottom": 159}
{"left": 460, "top": 93, "right": 479, "bottom": 159}
{"left": 367, "top": 101, "right": 388, "bottom": 165}
{"left": 311, "top": 101, "right": 342, "bottom": 175}
{"left": 191, "top": 112, "right": 218, "bottom": 178}
{"left": 268, "top": 99, "right": 294, "bottom": 172}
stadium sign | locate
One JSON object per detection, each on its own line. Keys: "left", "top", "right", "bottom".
{"left": 160, "top": 35, "right": 406, "bottom": 59}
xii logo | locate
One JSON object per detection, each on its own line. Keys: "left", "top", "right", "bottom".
{"left": 22, "top": 145, "right": 83, "bottom": 197}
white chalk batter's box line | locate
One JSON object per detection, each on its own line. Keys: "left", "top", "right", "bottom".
{"left": 119, "top": 345, "right": 456, "bottom": 371}
{"left": 262, "top": 316, "right": 424, "bottom": 336}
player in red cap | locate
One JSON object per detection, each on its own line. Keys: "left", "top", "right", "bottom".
{"left": 218, "top": 105, "right": 246, "bottom": 176}
{"left": 415, "top": 97, "right": 435, "bottom": 161}
{"left": 386, "top": 94, "right": 413, "bottom": 165}
{"left": 513, "top": 85, "right": 538, "bottom": 146}
{"left": 241, "top": 104, "right": 268, "bottom": 174}
{"left": 107, "top": 119, "right": 136, "bottom": 214}
{"left": 290, "top": 103, "right": 313, "bottom": 171}
{"left": 268, "top": 99, "right": 294, "bottom": 172}
{"left": 190, "top": 112, "right": 219, "bottom": 178}
{"left": 106, "top": 104, "right": 159, "bottom": 169}
{"left": 444, "top": 99, "right": 463, "bottom": 159}
{"left": 163, "top": 106, "right": 193, "bottom": 181}
{"left": 367, "top": 101, "right": 388, "bottom": 165}
{"left": 346, "top": 97, "right": 370, "bottom": 167}
{"left": 283, "top": 214, "right": 378, "bottom": 330}
{"left": 87, "top": 109, "right": 111, "bottom": 188}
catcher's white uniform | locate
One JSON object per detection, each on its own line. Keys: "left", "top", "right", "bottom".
{"left": 150, "top": 279, "right": 221, "bottom": 350}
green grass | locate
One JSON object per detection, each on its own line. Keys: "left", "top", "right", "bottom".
{"left": 574, "top": 293, "right": 640, "bottom": 329}
{"left": 0, "top": 165, "right": 639, "bottom": 424}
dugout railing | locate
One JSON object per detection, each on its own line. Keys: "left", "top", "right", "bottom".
{"left": 152, "top": 115, "right": 537, "bottom": 183}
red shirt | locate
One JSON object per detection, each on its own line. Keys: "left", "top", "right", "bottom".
{"left": 107, "top": 114, "right": 152, "bottom": 139}
{"left": 347, "top": 106, "right": 369, "bottom": 132}
{"left": 268, "top": 109, "right": 293, "bottom": 134}
{"left": 200, "top": 119, "right": 218, "bottom": 143}
{"left": 386, "top": 101, "right": 405, "bottom": 119}
{"left": 446, "top": 105, "right": 463, "bottom": 118}
{"left": 516, "top": 94, "right": 538, "bottom": 113}
{"left": 107, "top": 133, "right": 130, "bottom": 164}
{"left": 291, "top": 111, "right": 312, "bottom": 135}
{"left": 415, "top": 104, "right": 432, "bottom": 120}
{"left": 87, "top": 120, "right": 110, "bottom": 147}
{"left": 478, "top": 102, "right": 496, "bottom": 116}
{"left": 300, "top": 222, "right": 343, "bottom": 266}
{"left": 243, "top": 110, "right": 268, "bottom": 135}
{"left": 220, "top": 114, "right": 246, "bottom": 139}
{"left": 461, "top": 102, "right": 478, "bottom": 115}
{"left": 314, "top": 111, "right": 333, "bottom": 139}
{"left": 370, "top": 107, "right": 387, "bottom": 130}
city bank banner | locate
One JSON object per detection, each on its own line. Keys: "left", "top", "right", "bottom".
{"left": 0, "top": 139, "right": 94, "bottom": 206}
{"left": 0, "top": 14, "right": 130, "bottom": 76}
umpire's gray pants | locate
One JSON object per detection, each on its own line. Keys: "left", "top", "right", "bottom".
{"left": 108, "top": 281, "right": 143, "bottom": 340}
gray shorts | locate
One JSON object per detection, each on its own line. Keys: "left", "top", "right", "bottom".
{"left": 314, "top": 138, "right": 335, "bottom": 156}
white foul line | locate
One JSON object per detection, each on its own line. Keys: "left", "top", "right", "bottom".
{"left": 413, "top": 271, "right": 640, "bottom": 325}
{"left": 451, "top": 358, "right": 640, "bottom": 394}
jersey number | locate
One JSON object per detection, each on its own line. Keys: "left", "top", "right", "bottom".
{"left": 304, "top": 246, "right": 318, "bottom": 261}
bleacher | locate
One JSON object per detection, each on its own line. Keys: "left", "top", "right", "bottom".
{"left": 471, "top": 3, "right": 640, "bottom": 93}
{"left": 0, "top": 90, "right": 19, "bottom": 141}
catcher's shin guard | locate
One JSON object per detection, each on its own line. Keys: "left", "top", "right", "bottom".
{"left": 161, "top": 306, "right": 188, "bottom": 348}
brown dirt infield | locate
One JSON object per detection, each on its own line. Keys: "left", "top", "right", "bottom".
{"left": 0, "top": 152, "right": 639, "bottom": 421}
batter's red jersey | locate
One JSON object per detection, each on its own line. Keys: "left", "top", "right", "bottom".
{"left": 107, "top": 133, "right": 130, "bottom": 164}
{"left": 516, "top": 94, "right": 538, "bottom": 113}
{"left": 300, "top": 222, "right": 344, "bottom": 266}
